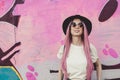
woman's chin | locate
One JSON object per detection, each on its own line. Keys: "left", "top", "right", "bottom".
{"left": 72, "top": 32, "right": 82, "bottom": 36}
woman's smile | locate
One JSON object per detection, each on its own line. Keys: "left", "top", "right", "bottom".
{"left": 74, "top": 30, "right": 80, "bottom": 33}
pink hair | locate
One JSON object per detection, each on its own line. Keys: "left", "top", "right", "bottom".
{"left": 61, "top": 22, "right": 71, "bottom": 80}
{"left": 83, "top": 22, "right": 94, "bottom": 80}
{"left": 61, "top": 21, "right": 94, "bottom": 80}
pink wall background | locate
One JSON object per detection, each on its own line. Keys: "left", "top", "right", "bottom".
{"left": 0, "top": 0, "right": 120, "bottom": 80}
{"left": 15, "top": 0, "right": 120, "bottom": 65}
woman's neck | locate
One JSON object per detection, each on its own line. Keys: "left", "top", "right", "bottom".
{"left": 72, "top": 36, "right": 83, "bottom": 46}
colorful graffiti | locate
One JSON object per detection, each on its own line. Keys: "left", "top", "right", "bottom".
{"left": 0, "top": 0, "right": 120, "bottom": 80}
{"left": 0, "top": 42, "right": 22, "bottom": 80}
{"left": 26, "top": 65, "right": 38, "bottom": 80}
{"left": 0, "top": 0, "right": 24, "bottom": 80}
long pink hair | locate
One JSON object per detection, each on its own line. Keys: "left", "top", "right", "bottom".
{"left": 61, "top": 20, "right": 94, "bottom": 80}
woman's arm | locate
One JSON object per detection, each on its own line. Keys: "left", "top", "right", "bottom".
{"left": 95, "top": 59, "right": 102, "bottom": 80}
{"left": 58, "top": 67, "right": 64, "bottom": 80}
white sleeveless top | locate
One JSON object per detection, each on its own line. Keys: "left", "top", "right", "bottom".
{"left": 57, "top": 43, "right": 98, "bottom": 80}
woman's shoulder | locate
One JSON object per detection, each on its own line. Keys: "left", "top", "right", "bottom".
{"left": 90, "top": 43, "right": 96, "bottom": 50}
{"left": 89, "top": 43, "right": 98, "bottom": 54}
{"left": 60, "top": 45, "right": 65, "bottom": 49}
{"left": 57, "top": 45, "right": 64, "bottom": 59}
{"left": 89, "top": 43, "right": 98, "bottom": 63}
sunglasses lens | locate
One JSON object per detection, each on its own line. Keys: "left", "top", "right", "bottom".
{"left": 70, "top": 22, "right": 75, "bottom": 27}
{"left": 71, "top": 22, "right": 75, "bottom": 27}
{"left": 71, "top": 22, "right": 83, "bottom": 27}
{"left": 79, "top": 23, "right": 83, "bottom": 27}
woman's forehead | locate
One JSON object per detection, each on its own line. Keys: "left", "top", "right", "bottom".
{"left": 72, "top": 18, "right": 82, "bottom": 23}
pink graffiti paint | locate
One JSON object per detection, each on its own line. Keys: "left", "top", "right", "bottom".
{"left": 26, "top": 65, "right": 38, "bottom": 80}
{"left": 0, "top": 0, "right": 15, "bottom": 18}
{"left": 103, "top": 44, "right": 118, "bottom": 58}
{"left": 27, "top": 65, "right": 34, "bottom": 72}
{"left": 103, "top": 49, "right": 108, "bottom": 55}
{"left": 34, "top": 72, "right": 38, "bottom": 76}
{"left": 109, "top": 48, "right": 118, "bottom": 58}
{"left": 0, "top": 1, "right": 4, "bottom": 8}
{"left": 26, "top": 72, "right": 36, "bottom": 80}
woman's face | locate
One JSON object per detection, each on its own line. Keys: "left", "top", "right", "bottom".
{"left": 70, "top": 19, "right": 83, "bottom": 37}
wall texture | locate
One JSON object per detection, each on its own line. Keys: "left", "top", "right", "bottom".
{"left": 0, "top": 0, "right": 120, "bottom": 80}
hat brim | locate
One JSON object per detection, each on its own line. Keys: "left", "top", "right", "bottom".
{"left": 62, "top": 15, "right": 92, "bottom": 35}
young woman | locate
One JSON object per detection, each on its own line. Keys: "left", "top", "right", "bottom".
{"left": 57, "top": 15, "right": 102, "bottom": 80}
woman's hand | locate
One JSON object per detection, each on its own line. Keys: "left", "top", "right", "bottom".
{"left": 58, "top": 67, "right": 64, "bottom": 80}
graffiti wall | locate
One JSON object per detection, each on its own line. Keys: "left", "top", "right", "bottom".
{"left": 0, "top": 0, "right": 120, "bottom": 80}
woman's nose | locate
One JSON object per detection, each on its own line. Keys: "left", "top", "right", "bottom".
{"left": 75, "top": 25, "right": 80, "bottom": 28}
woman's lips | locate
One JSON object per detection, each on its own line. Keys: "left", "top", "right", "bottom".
{"left": 74, "top": 30, "right": 80, "bottom": 33}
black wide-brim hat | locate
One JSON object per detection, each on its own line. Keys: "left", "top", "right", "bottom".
{"left": 62, "top": 15, "right": 92, "bottom": 35}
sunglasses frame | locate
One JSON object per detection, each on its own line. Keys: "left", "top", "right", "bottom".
{"left": 70, "top": 22, "right": 84, "bottom": 28}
